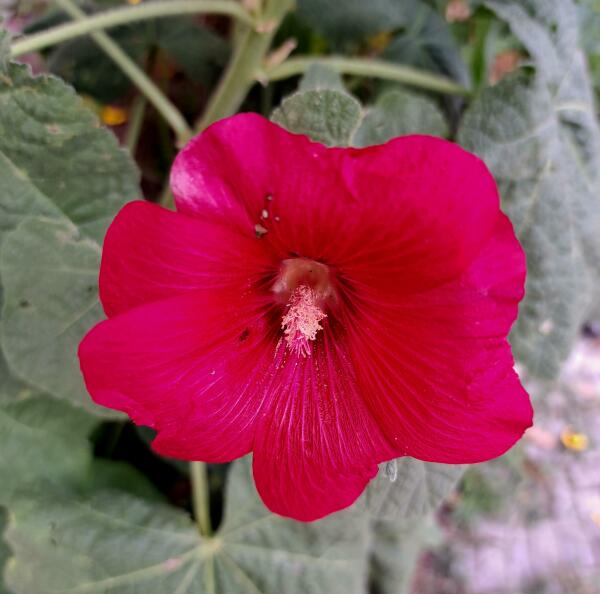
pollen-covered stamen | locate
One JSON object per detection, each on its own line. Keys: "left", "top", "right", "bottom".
{"left": 281, "top": 285, "right": 327, "bottom": 357}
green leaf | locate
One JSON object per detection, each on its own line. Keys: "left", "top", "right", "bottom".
{"left": 36, "top": 2, "right": 228, "bottom": 102}
{"left": 155, "top": 18, "right": 229, "bottom": 85}
{"left": 369, "top": 516, "right": 441, "bottom": 594}
{"left": 272, "top": 89, "right": 362, "bottom": 147}
{"left": 0, "top": 41, "right": 138, "bottom": 414}
{"left": 299, "top": 64, "right": 345, "bottom": 92}
{"left": 0, "top": 217, "right": 110, "bottom": 415}
{"left": 84, "top": 458, "right": 163, "bottom": 502}
{"left": 0, "top": 394, "right": 95, "bottom": 506}
{"left": 484, "top": 0, "right": 577, "bottom": 88}
{"left": 296, "top": 0, "right": 408, "bottom": 46}
{"left": 214, "top": 457, "right": 369, "bottom": 594}
{"left": 5, "top": 456, "right": 370, "bottom": 594}
{"left": 0, "top": 349, "right": 34, "bottom": 406}
{"left": 0, "top": 29, "right": 9, "bottom": 71}
{"left": 0, "top": 55, "right": 139, "bottom": 244}
{"left": 363, "top": 458, "right": 464, "bottom": 521}
{"left": 353, "top": 88, "right": 448, "bottom": 147}
{"left": 0, "top": 507, "right": 10, "bottom": 594}
{"left": 48, "top": 17, "right": 229, "bottom": 102}
{"left": 383, "top": 2, "right": 470, "bottom": 85}
{"left": 458, "top": 0, "right": 600, "bottom": 377}
{"left": 4, "top": 486, "right": 201, "bottom": 594}
{"left": 364, "top": 459, "right": 457, "bottom": 594}
{"left": 46, "top": 24, "right": 150, "bottom": 103}
{"left": 459, "top": 75, "right": 595, "bottom": 376}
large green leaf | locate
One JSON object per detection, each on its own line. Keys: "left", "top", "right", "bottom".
{"left": 272, "top": 89, "right": 362, "bottom": 147}
{"left": 155, "top": 18, "right": 229, "bottom": 86}
{"left": 0, "top": 43, "right": 139, "bottom": 244}
{"left": 296, "top": 0, "right": 468, "bottom": 85}
{"left": 0, "top": 385, "right": 96, "bottom": 592}
{"left": 84, "top": 458, "right": 162, "bottom": 502}
{"left": 383, "top": 2, "right": 470, "bottom": 85}
{"left": 483, "top": 0, "right": 600, "bottom": 270}
{"left": 458, "top": 0, "right": 600, "bottom": 377}
{"left": 363, "top": 458, "right": 463, "bottom": 521}
{"left": 0, "top": 349, "right": 33, "bottom": 407}
{"left": 369, "top": 516, "right": 441, "bottom": 594}
{"left": 46, "top": 23, "right": 151, "bottom": 104}
{"left": 0, "top": 508, "right": 10, "bottom": 594}
{"left": 36, "top": 3, "right": 229, "bottom": 103}
{"left": 0, "top": 217, "right": 109, "bottom": 414}
{"left": 353, "top": 88, "right": 448, "bottom": 147}
{"left": 48, "top": 19, "right": 229, "bottom": 102}
{"left": 0, "top": 394, "right": 95, "bottom": 507}
{"left": 0, "top": 29, "right": 8, "bottom": 69}
{"left": 580, "top": 2, "right": 600, "bottom": 93}
{"left": 484, "top": 0, "right": 578, "bottom": 87}
{"left": 4, "top": 486, "right": 200, "bottom": 594}
{"left": 4, "top": 457, "right": 369, "bottom": 594}
{"left": 296, "top": 0, "right": 408, "bottom": 46}
{"left": 0, "top": 30, "right": 138, "bottom": 413}
{"left": 214, "top": 458, "right": 369, "bottom": 594}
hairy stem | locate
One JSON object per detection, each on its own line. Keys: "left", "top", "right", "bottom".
{"left": 125, "top": 95, "right": 147, "bottom": 153}
{"left": 266, "top": 55, "right": 472, "bottom": 96}
{"left": 53, "top": 0, "right": 192, "bottom": 146}
{"left": 191, "top": 462, "right": 212, "bottom": 537}
{"left": 195, "top": 0, "right": 294, "bottom": 132}
{"left": 11, "top": 0, "right": 253, "bottom": 57}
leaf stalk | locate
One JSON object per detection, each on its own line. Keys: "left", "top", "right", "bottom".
{"left": 266, "top": 56, "right": 472, "bottom": 97}
{"left": 191, "top": 461, "right": 212, "bottom": 537}
{"left": 194, "top": 0, "right": 294, "bottom": 132}
{"left": 11, "top": 1, "right": 253, "bottom": 57}
{"left": 52, "top": 0, "right": 193, "bottom": 146}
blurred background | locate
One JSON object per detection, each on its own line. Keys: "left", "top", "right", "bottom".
{"left": 412, "top": 327, "right": 600, "bottom": 594}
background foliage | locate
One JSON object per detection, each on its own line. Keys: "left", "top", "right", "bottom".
{"left": 0, "top": 0, "right": 599, "bottom": 592}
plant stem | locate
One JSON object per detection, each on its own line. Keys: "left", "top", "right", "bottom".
{"left": 11, "top": 0, "right": 253, "bottom": 57}
{"left": 159, "top": 184, "right": 174, "bottom": 208}
{"left": 125, "top": 95, "right": 147, "bottom": 153}
{"left": 195, "top": 0, "right": 294, "bottom": 132}
{"left": 191, "top": 462, "right": 212, "bottom": 537}
{"left": 53, "top": 0, "right": 192, "bottom": 146}
{"left": 265, "top": 56, "right": 472, "bottom": 97}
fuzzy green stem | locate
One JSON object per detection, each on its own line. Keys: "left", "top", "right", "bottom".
{"left": 195, "top": 0, "right": 294, "bottom": 132}
{"left": 53, "top": 0, "right": 192, "bottom": 146}
{"left": 125, "top": 95, "right": 147, "bottom": 153}
{"left": 11, "top": 0, "right": 253, "bottom": 57}
{"left": 265, "top": 55, "right": 472, "bottom": 97}
{"left": 159, "top": 184, "right": 174, "bottom": 209}
{"left": 191, "top": 462, "right": 212, "bottom": 537}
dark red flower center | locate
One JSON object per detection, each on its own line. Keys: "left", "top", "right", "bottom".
{"left": 272, "top": 258, "right": 334, "bottom": 357}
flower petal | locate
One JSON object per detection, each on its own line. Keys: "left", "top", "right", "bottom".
{"left": 339, "top": 134, "right": 501, "bottom": 291}
{"left": 348, "top": 214, "right": 532, "bottom": 463}
{"left": 79, "top": 291, "right": 277, "bottom": 462}
{"left": 252, "top": 331, "right": 395, "bottom": 522}
{"left": 172, "top": 115, "right": 500, "bottom": 293}
{"left": 99, "top": 201, "right": 274, "bottom": 317}
{"left": 171, "top": 113, "right": 354, "bottom": 263}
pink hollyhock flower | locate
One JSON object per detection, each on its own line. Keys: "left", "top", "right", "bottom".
{"left": 79, "top": 113, "right": 533, "bottom": 522}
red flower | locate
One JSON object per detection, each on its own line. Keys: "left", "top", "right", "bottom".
{"left": 79, "top": 114, "right": 532, "bottom": 521}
